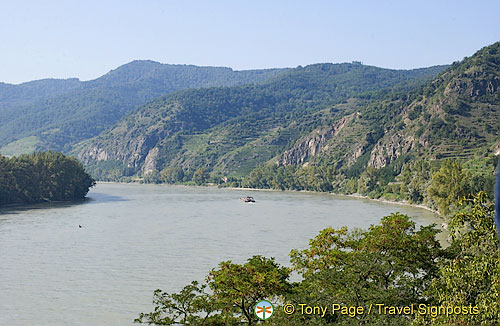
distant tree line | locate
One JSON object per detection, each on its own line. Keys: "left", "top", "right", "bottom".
{"left": 0, "top": 152, "right": 95, "bottom": 206}
{"left": 143, "top": 155, "right": 497, "bottom": 217}
{"left": 239, "top": 157, "right": 497, "bottom": 216}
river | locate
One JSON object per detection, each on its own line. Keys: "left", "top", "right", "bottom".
{"left": 0, "top": 183, "right": 442, "bottom": 326}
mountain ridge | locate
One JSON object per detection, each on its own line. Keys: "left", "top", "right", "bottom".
{"left": 271, "top": 42, "right": 499, "bottom": 189}
{"left": 73, "top": 62, "right": 448, "bottom": 180}
{"left": 0, "top": 61, "right": 288, "bottom": 155}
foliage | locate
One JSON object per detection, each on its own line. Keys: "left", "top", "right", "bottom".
{"left": 428, "top": 160, "right": 471, "bottom": 215}
{"left": 137, "top": 214, "right": 454, "bottom": 326}
{"left": 137, "top": 181, "right": 500, "bottom": 325}
{"left": 241, "top": 164, "right": 338, "bottom": 192}
{"left": 134, "top": 281, "right": 222, "bottom": 325}
{"left": 207, "top": 256, "right": 291, "bottom": 325}
{"left": 193, "top": 168, "right": 209, "bottom": 186}
{"left": 240, "top": 41, "right": 499, "bottom": 204}
{"left": 160, "top": 166, "right": 185, "bottom": 183}
{"left": 413, "top": 192, "right": 500, "bottom": 325}
{"left": 400, "top": 160, "right": 433, "bottom": 204}
{"left": 81, "top": 42, "right": 500, "bottom": 200}
{"left": 357, "top": 166, "right": 380, "bottom": 195}
{"left": 136, "top": 256, "right": 290, "bottom": 326}
{"left": 78, "top": 62, "right": 446, "bottom": 180}
{"left": 287, "top": 213, "right": 442, "bottom": 325}
{"left": 0, "top": 151, "right": 95, "bottom": 206}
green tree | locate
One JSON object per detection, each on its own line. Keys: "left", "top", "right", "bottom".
{"left": 0, "top": 152, "right": 95, "bottom": 206}
{"left": 400, "top": 160, "right": 433, "bottom": 203}
{"left": 193, "top": 167, "right": 209, "bottom": 186}
{"left": 161, "top": 166, "right": 184, "bottom": 183}
{"left": 288, "top": 213, "right": 442, "bottom": 325}
{"left": 136, "top": 256, "right": 290, "bottom": 325}
{"left": 428, "top": 160, "right": 470, "bottom": 215}
{"left": 358, "top": 166, "right": 379, "bottom": 195}
{"left": 207, "top": 256, "right": 290, "bottom": 325}
{"left": 135, "top": 281, "right": 221, "bottom": 325}
{"left": 414, "top": 192, "right": 500, "bottom": 325}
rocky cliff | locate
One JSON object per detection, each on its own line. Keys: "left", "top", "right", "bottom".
{"left": 277, "top": 113, "right": 358, "bottom": 166}
{"left": 276, "top": 42, "right": 500, "bottom": 174}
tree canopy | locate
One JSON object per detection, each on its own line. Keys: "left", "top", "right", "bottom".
{"left": 0, "top": 151, "right": 95, "bottom": 206}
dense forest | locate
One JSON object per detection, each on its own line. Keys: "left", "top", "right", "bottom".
{"left": 0, "top": 152, "right": 95, "bottom": 206}
{"left": 135, "top": 190, "right": 499, "bottom": 325}
{"left": 0, "top": 61, "right": 286, "bottom": 155}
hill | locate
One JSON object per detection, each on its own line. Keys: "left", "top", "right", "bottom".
{"left": 236, "top": 42, "right": 499, "bottom": 211}
{"left": 0, "top": 61, "right": 286, "bottom": 155}
{"left": 278, "top": 42, "right": 500, "bottom": 174}
{"left": 74, "top": 62, "right": 447, "bottom": 180}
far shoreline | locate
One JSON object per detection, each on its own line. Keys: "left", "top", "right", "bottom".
{"left": 95, "top": 181, "right": 440, "bottom": 216}
{"left": 343, "top": 193, "right": 438, "bottom": 214}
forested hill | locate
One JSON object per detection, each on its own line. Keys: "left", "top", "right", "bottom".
{"left": 238, "top": 42, "right": 499, "bottom": 214}
{"left": 74, "top": 62, "right": 447, "bottom": 180}
{"left": 276, "top": 42, "right": 500, "bottom": 173}
{"left": 0, "top": 61, "right": 286, "bottom": 155}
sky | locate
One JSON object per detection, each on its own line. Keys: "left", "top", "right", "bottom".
{"left": 1, "top": 0, "right": 499, "bottom": 84}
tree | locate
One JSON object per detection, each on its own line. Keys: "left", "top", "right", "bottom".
{"left": 207, "top": 256, "right": 290, "bottom": 325}
{"left": 358, "top": 166, "right": 379, "bottom": 195}
{"left": 161, "top": 166, "right": 184, "bottom": 184}
{"left": 135, "top": 281, "right": 222, "bottom": 325}
{"left": 288, "top": 213, "right": 442, "bottom": 325}
{"left": 400, "top": 160, "right": 432, "bottom": 203}
{"left": 0, "top": 152, "right": 95, "bottom": 206}
{"left": 428, "top": 160, "right": 470, "bottom": 215}
{"left": 136, "top": 256, "right": 290, "bottom": 325}
{"left": 414, "top": 192, "right": 500, "bottom": 326}
{"left": 193, "top": 168, "right": 209, "bottom": 186}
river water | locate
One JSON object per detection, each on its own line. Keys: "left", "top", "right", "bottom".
{"left": 0, "top": 183, "right": 442, "bottom": 326}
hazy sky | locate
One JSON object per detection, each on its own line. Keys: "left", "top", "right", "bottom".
{"left": 1, "top": 0, "right": 499, "bottom": 84}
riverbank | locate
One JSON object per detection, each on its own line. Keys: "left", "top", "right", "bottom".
{"left": 343, "top": 193, "right": 439, "bottom": 215}
{"left": 96, "top": 181, "right": 440, "bottom": 216}
{"left": 223, "top": 185, "right": 440, "bottom": 216}
{"left": 105, "top": 181, "right": 441, "bottom": 218}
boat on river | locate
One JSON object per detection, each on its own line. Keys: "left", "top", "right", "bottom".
{"left": 240, "top": 196, "right": 255, "bottom": 203}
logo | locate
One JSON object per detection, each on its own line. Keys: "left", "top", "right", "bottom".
{"left": 255, "top": 300, "right": 274, "bottom": 320}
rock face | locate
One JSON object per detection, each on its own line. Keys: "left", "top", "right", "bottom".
{"left": 494, "top": 142, "right": 500, "bottom": 156}
{"left": 368, "top": 133, "right": 415, "bottom": 168}
{"left": 345, "top": 142, "right": 367, "bottom": 166}
{"left": 366, "top": 44, "right": 500, "bottom": 169}
{"left": 77, "top": 133, "right": 160, "bottom": 171}
{"left": 142, "top": 147, "right": 159, "bottom": 175}
{"left": 277, "top": 113, "right": 357, "bottom": 165}
{"left": 81, "top": 145, "right": 109, "bottom": 162}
